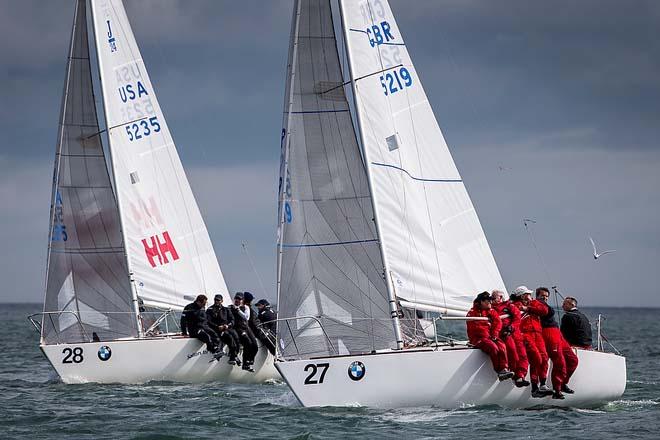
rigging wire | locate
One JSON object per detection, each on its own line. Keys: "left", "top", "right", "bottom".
{"left": 523, "top": 219, "right": 561, "bottom": 313}
{"left": 241, "top": 241, "right": 268, "bottom": 299}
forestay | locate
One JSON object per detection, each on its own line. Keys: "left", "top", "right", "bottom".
{"left": 89, "top": 0, "right": 228, "bottom": 310}
{"left": 276, "top": 0, "right": 395, "bottom": 359}
{"left": 43, "top": 0, "right": 137, "bottom": 344}
{"left": 340, "top": 0, "right": 506, "bottom": 315}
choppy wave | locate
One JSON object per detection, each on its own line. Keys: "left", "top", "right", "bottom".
{"left": 3, "top": 305, "right": 660, "bottom": 440}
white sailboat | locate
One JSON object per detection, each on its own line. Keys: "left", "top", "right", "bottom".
{"left": 31, "top": 0, "right": 278, "bottom": 384}
{"left": 274, "top": 0, "right": 625, "bottom": 408}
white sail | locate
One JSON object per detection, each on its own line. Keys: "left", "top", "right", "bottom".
{"left": 90, "top": 0, "right": 228, "bottom": 309}
{"left": 42, "top": 0, "right": 137, "bottom": 344}
{"left": 339, "top": 0, "right": 506, "bottom": 314}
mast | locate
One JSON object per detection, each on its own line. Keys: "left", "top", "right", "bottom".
{"left": 337, "top": 0, "right": 403, "bottom": 350}
{"left": 89, "top": 0, "right": 143, "bottom": 338}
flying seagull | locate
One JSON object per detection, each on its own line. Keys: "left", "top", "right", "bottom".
{"left": 589, "top": 236, "right": 616, "bottom": 260}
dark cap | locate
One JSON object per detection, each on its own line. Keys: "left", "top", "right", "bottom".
{"left": 214, "top": 294, "right": 223, "bottom": 301}
{"left": 255, "top": 299, "right": 270, "bottom": 307}
{"left": 243, "top": 292, "right": 254, "bottom": 303}
{"left": 509, "top": 292, "right": 522, "bottom": 301}
{"left": 234, "top": 292, "right": 244, "bottom": 299}
{"left": 475, "top": 291, "right": 492, "bottom": 302}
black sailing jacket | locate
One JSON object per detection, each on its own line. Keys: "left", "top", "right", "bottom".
{"left": 561, "top": 309, "right": 593, "bottom": 347}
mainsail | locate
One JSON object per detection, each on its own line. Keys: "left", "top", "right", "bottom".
{"left": 340, "top": 0, "right": 506, "bottom": 315}
{"left": 276, "top": 0, "right": 395, "bottom": 359}
{"left": 89, "top": 0, "right": 228, "bottom": 310}
{"left": 43, "top": 0, "right": 137, "bottom": 344}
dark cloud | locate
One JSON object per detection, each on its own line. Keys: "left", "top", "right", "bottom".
{"left": 0, "top": 1, "right": 658, "bottom": 306}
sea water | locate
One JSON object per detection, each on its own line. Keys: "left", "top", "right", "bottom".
{"left": 2, "top": 304, "right": 658, "bottom": 439}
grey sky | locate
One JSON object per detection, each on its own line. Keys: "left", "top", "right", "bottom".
{"left": 1, "top": 0, "right": 658, "bottom": 307}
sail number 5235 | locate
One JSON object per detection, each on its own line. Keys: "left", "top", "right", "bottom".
{"left": 125, "top": 116, "right": 161, "bottom": 142}
{"left": 304, "top": 363, "right": 329, "bottom": 385}
{"left": 380, "top": 67, "right": 413, "bottom": 96}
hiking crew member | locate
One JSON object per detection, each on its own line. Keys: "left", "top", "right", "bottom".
{"left": 255, "top": 299, "right": 277, "bottom": 356}
{"left": 561, "top": 297, "right": 593, "bottom": 349}
{"left": 466, "top": 291, "right": 514, "bottom": 381}
{"left": 492, "top": 290, "right": 530, "bottom": 388}
{"left": 206, "top": 294, "right": 240, "bottom": 365}
{"left": 536, "top": 287, "right": 579, "bottom": 400}
{"left": 242, "top": 292, "right": 261, "bottom": 341}
{"left": 230, "top": 292, "right": 258, "bottom": 372}
{"left": 180, "top": 294, "right": 221, "bottom": 355}
{"left": 515, "top": 285, "right": 552, "bottom": 398}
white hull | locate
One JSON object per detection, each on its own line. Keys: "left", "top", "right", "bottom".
{"left": 41, "top": 336, "right": 280, "bottom": 384}
{"left": 276, "top": 346, "right": 626, "bottom": 409}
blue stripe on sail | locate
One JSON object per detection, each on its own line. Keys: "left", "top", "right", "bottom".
{"left": 382, "top": 42, "right": 406, "bottom": 46}
{"left": 349, "top": 28, "right": 368, "bottom": 34}
{"left": 289, "top": 109, "right": 350, "bottom": 114}
{"left": 371, "top": 162, "right": 463, "bottom": 183}
{"left": 281, "top": 239, "right": 379, "bottom": 248}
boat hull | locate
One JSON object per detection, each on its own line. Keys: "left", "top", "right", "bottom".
{"left": 275, "top": 346, "right": 626, "bottom": 408}
{"left": 41, "top": 336, "right": 280, "bottom": 384}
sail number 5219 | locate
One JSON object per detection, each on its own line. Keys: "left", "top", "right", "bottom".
{"left": 379, "top": 67, "right": 413, "bottom": 96}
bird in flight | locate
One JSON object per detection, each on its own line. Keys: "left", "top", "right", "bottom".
{"left": 589, "top": 236, "right": 616, "bottom": 260}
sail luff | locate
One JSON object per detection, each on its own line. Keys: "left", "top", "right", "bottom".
{"left": 89, "top": 0, "right": 142, "bottom": 336}
{"left": 337, "top": 0, "right": 403, "bottom": 349}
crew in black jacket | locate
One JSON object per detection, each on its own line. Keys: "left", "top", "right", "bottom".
{"left": 255, "top": 299, "right": 277, "bottom": 355}
{"left": 561, "top": 297, "right": 593, "bottom": 348}
{"left": 180, "top": 294, "right": 221, "bottom": 354}
{"left": 230, "top": 292, "right": 258, "bottom": 372}
{"left": 206, "top": 294, "right": 240, "bottom": 365}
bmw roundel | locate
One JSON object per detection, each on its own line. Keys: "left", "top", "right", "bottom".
{"left": 348, "top": 361, "right": 365, "bottom": 381}
{"left": 98, "top": 345, "right": 112, "bottom": 361}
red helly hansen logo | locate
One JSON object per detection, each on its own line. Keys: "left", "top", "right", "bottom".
{"left": 142, "top": 231, "right": 180, "bottom": 268}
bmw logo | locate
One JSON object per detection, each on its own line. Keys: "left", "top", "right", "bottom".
{"left": 348, "top": 361, "right": 365, "bottom": 381}
{"left": 98, "top": 345, "right": 112, "bottom": 361}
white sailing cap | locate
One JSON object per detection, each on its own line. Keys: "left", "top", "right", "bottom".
{"left": 513, "top": 285, "right": 533, "bottom": 296}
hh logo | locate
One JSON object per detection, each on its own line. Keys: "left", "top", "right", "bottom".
{"left": 142, "top": 231, "right": 179, "bottom": 268}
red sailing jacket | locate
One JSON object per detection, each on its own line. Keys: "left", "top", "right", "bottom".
{"left": 519, "top": 299, "right": 548, "bottom": 334}
{"left": 466, "top": 306, "right": 502, "bottom": 344}
{"left": 493, "top": 300, "right": 522, "bottom": 332}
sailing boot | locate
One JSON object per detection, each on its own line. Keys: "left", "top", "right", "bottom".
{"left": 538, "top": 380, "right": 554, "bottom": 396}
{"left": 514, "top": 377, "right": 531, "bottom": 388}
{"left": 497, "top": 370, "right": 515, "bottom": 381}
{"left": 552, "top": 390, "right": 565, "bottom": 400}
{"left": 561, "top": 384, "right": 575, "bottom": 394}
{"left": 531, "top": 383, "right": 545, "bottom": 398}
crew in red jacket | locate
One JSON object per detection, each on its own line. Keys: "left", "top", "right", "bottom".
{"left": 492, "top": 290, "right": 530, "bottom": 388}
{"left": 536, "top": 287, "right": 580, "bottom": 400}
{"left": 467, "top": 291, "right": 514, "bottom": 381}
{"left": 514, "top": 285, "right": 552, "bottom": 398}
